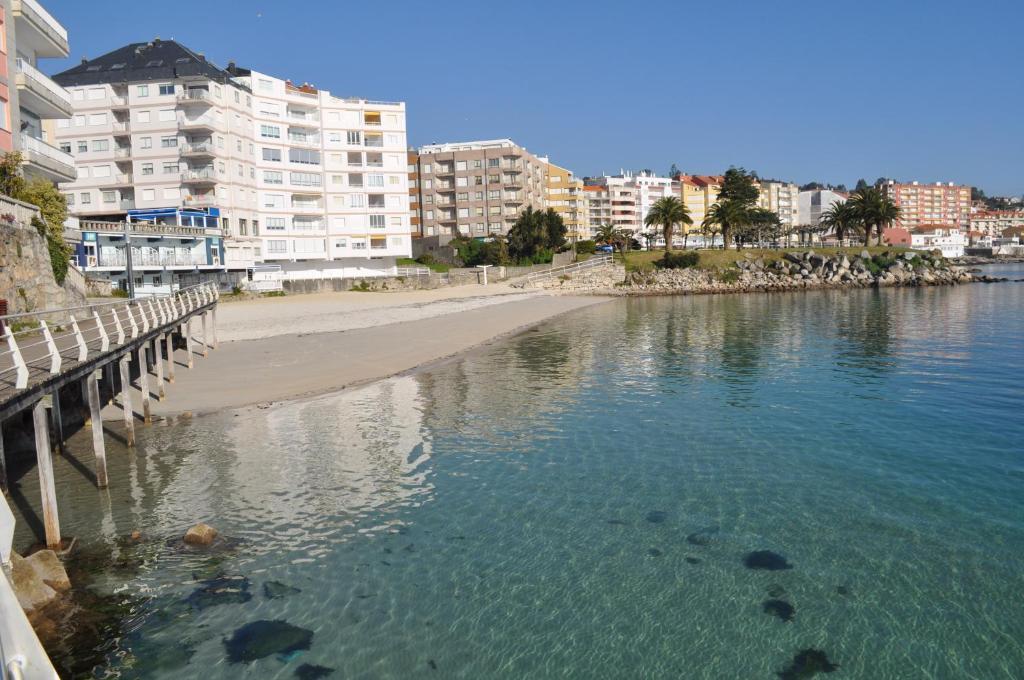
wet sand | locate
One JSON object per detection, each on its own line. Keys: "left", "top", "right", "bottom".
{"left": 101, "top": 292, "right": 610, "bottom": 419}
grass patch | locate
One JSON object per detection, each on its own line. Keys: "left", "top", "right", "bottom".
{"left": 261, "top": 290, "right": 286, "bottom": 297}
{"left": 398, "top": 257, "right": 450, "bottom": 273}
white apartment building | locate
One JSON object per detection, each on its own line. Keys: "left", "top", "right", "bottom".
{"left": 584, "top": 172, "right": 678, "bottom": 243}
{"left": 52, "top": 40, "right": 411, "bottom": 278}
{"left": 758, "top": 180, "right": 800, "bottom": 234}
{"left": 798, "top": 189, "right": 847, "bottom": 229}
{"left": 911, "top": 227, "right": 965, "bottom": 258}
{"left": 232, "top": 68, "right": 410, "bottom": 271}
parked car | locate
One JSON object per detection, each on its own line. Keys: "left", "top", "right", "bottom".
{"left": 595, "top": 244, "right": 614, "bottom": 253}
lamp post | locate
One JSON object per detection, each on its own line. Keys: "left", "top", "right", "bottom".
{"left": 123, "top": 220, "right": 136, "bottom": 299}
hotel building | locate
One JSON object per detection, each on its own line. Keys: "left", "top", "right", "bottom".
{"left": 1, "top": 0, "right": 75, "bottom": 183}
{"left": 410, "top": 139, "right": 548, "bottom": 238}
{"left": 51, "top": 39, "right": 411, "bottom": 282}
{"left": 882, "top": 180, "right": 971, "bottom": 232}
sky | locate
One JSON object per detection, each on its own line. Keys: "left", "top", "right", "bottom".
{"left": 43, "top": 0, "right": 1024, "bottom": 195}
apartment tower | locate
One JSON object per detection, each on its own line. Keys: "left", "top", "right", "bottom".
{"left": 882, "top": 180, "right": 971, "bottom": 232}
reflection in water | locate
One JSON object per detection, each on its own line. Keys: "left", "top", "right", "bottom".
{"left": 7, "top": 274, "right": 1024, "bottom": 679}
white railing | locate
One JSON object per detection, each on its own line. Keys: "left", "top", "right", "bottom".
{"left": 177, "top": 90, "right": 211, "bottom": 103}
{"left": 18, "top": 134, "right": 74, "bottom": 168}
{"left": 0, "top": 282, "right": 218, "bottom": 393}
{"left": 521, "top": 254, "right": 614, "bottom": 285}
{"left": 181, "top": 142, "right": 213, "bottom": 155}
{"left": 14, "top": 58, "right": 71, "bottom": 109}
{"left": 395, "top": 266, "right": 430, "bottom": 277}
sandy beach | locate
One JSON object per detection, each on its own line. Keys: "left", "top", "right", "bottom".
{"left": 102, "top": 287, "right": 610, "bottom": 419}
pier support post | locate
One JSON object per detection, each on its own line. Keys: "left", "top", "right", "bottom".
{"left": 184, "top": 321, "right": 194, "bottom": 369}
{"left": 165, "top": 332, "right": 175, "bottom": 384}
{"left": 119, "top": 355, "right": 135, "bottom": 447}
{"left": 87, "top": 373, "right": 108, "bottom": 489}
{"left": 104, "top": 363, "right": 115, "bottom": 405}
{"left": 211, "top": 308, "right": 218, "bottom": 349}
{"left": 0, "top": 420, "right": 7, "bottom": 494}
{"left": 137, "top": 347, "right": 151, "bottom": 425}
{"left": 201, "top": 312, "right": 209, "bottom": 357}
{"left": 154, "top": 336, "right": 165, "bottom": 398}
{"left": 33, "top": 400, "right": 61, "bottom": 549}
{"left": 49, "top": 388, "right": 64, "bottom": 455}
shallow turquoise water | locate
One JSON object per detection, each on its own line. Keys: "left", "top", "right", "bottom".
{"left": 15, "top": 269, "right": 1024, "bottom": 678}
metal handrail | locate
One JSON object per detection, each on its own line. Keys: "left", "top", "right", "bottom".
{"left": 521, "top": 254, "right": 613, "bottom": 284}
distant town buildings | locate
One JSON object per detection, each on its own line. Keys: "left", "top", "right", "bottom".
{"left": 1, "top": 0, "right": 75, "bottom": 184}
{"left": 678, "top": 175, "right": 722, "bottom": 236}
{"left": 757, "top": 180, "right": 800, "bottom": 233}
{"left": 409, "top": 139, "right": 547, "bottom": 239}
{"left": 882, "top": 180, "right": 971, "bottom": 232}
{"left": 910, "top": 227, "right": 965, "bottom": 258}
{"left": 798, "top": 188, "right": 847, "bottom": 231}
{"left": 969, "top": 210, "right": 1024, "bottom": 240}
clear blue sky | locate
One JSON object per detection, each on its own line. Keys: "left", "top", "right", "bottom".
{"left": 45, "top": 0, "right": 1023, "bottom": 195}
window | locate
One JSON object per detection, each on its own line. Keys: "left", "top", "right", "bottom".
{"left": 264, "top": 170, "right": 283, "bottom": 184}
{"left": 161, "top": 136, "right": 178, "bottom": 148}
{"left": 258, "top": 79, "right": 274, "bottom": 92}
{"left": 456, "top": 160, "right": 467, "bottom": 171}
{"left": 348, "top": 173, "right": 363, "bottom": 188}
{"left": 76, "top": 141, "right": 88, "bottom": 153}
{"left": 80, "top": 192, "right": 91, "bottom": 204}
{"left": 142, "top": 189, "right": 155, "bottom": 201}
{"left": 364, "top": 111, "right": 381, "bottom": 126}
{"left": 260, "top": 125, "right": 280, "bottom": 138}
{"left": 351, "top": 240, "right": 366, "bottom": 250}
{"left": 102, "top": 191, "right": 116, "bottom": 203}
{"left": 289, "top": 148, "right": 320, "bottom": 165}
{"left": 65, "top": 194, "right": 75, "bottom": 206}
{"left": 458, "top": 208, "right": 469, "bottom": 218}
{"left": 88, "top": 113, "right": 107, "bottom": 125}
{"left": 346, "top": 131, "right": 361, "bottom": 145}
{"left": 471, "top": 160, "right": 482, "bottom": 169}
{"left": 158, "top": 109, "right": 175, "bottom": 122}
{"left": 262, "top": 148, "right": 282, "bottom": 162}
{"left": 368, "top": 194, "right": 385, "bottom": 208}
{"left": 369, "top": 215, "right": 386, "bottom": 228}
{"left": 139, "top": 136, "right": 152, "bottom": 149}
{"left": 267, "top": 240, "right": 288, "bottom": 253}
{"left": 367, "top": 174, "right": 384, "bottom": 187}
{"left": 328, "top": 132, "right": 342, "bottom": 143}
{"left": 347, "top": 152, "right": 362, "bottom": 166}
{"left": 457, "top": 192, "right": 468, "bottom": 201}
{"left": 263, "top": 194, "right": 284, "bottom": 208}
{"left": 456, "top": 176, "right": 468, "bottom": 187}
{"left": 159, "top": 84, "right": 174, "bottom": 96}
{"left": 422, "top": 164, "right": 432, "bottom": 174}
{"left": 266, "top": 217, "right": 286, "bottom": 230}
{"left": 137, "top": 85, "right": 149, "bottom": 97}
{"left": 331, "top": 175, "right": 344, "bottom": 185}
{"left": 141, "top": 163, "right": 154, "bottom": 175}
{"left": 350, "top": 194, "right": 365, "bottom": 208}
{"left": 91, "top": 140, "right": 109, "bottom": 152}
{"left": 59, "top": 142, "right": 72, "bottom": 154}
{"left": 163, "top": 162, "right": 178, "bottom": 174}
{"left": 137, "top": 110, "right": 151, "bottom": 123}
{"left": 291, "top": 172, "right": 322, "bottom": 187}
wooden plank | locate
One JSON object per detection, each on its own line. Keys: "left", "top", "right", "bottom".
{"left": 87, "top": 373, "right": 107, "bottom": 488}
{"left": 33, "top": 400, "right": 61, "bottom": 549}
{"left": 137, "top": 347, "right": 151, "bottom": 424}
{"left": 119, "top": 355, "right": 135, "bottom": 447}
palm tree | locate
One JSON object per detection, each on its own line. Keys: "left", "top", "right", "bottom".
{"left": 594, "top": 224, "right": 618, "bottom": 248}
{"left": 703, "top": 200, "right": 749, "bottom": 250}
{"left": 819, "top": 201, "right": 859, "bottom": 246}
{"left": 848, "top": 187, "right": 901, "bottom": 246}
{"left": 644, "top": 196, "right": 692, "bottom": 252}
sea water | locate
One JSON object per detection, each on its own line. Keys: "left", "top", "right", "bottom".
{"left": 12, "top": 267, "right": 1024, "bottom": 678}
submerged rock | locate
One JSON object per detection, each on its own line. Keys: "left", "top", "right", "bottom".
{"left": 645, "top": 511, "right": 668, "bottom": 524}
{"left": 187, "top": 576, "right": 252, "bottom": 610}
{"left": 777, "top": 649, "right": 839, "bottom": 679}
{"left": 836, "top": 585, "right": 852, "bottom": 597}
{"left": 126, "top": 637, "right": 196, "bottom": 675}
{"left": 9, "top": 552, "right": 59, "bottom": 612}
{"left": 767, "top": 584, "right": 787, "bottom": 598}
{"left": 763, "top": 599, "right": 795, "bottom": 622}
{"left": 183, "top": 523, "right": 218, "bottom": 546}
{"left": 685, "top": 557, "right": 701, "bottom": 565}
{"left": 295, "top": 663, "right": 335, "bottom": 679}
{"left": 686, "top": 526, "right": 719, "bottom": 546}
{"left": 744, "top": 550, "right": 793, "bottom": 571}
{"left": 24, "top": 550, "right": 71, "bottom": 592}
{"left": 647, "top": 548, "right": 663, "bottom": 557}
{"left": 224, "top": 620, "right": 314, "bottom": 663}
{"left": 264, "top": 581, "right": 302, "bottom": 599}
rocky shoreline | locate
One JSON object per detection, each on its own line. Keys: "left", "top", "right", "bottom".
{"left": 531, "top": 250, "right": 1013, "bottom": 295}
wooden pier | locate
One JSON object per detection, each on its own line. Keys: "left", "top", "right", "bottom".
{"left": 0, "top": 282, "right": 219, "bottom": 549}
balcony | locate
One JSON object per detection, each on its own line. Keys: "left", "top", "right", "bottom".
{"left": 111, "top": 121, "right": 130, "bottom": 136}
{"left": 288, "top": 135, "right": 321, "bottom": 148}
{"left": 180, "top": 142, "right": 215, "bottom": 158}
{"left": 183, "top": 195, "right": 217, "bottom": 208}
{"left": 182, "top": 169, "right": 217, "bottom": 185}
{"left": 100, "top": 173, "right": 133, "bottom": 188}
{"left": 178, "top": 115, "right": 216, "bottom": 132}
{"left": 291, "top": 202, "right": 324, "bottom": 214}
{"left": 177, "top": 89, "right": 212, "bottom": 105}
{"left": 12, "top": 0, "right": 69, "bottom": 58}
{"left": 19, "top": 133, "right": 75, "bottom": 182}
{"left": 120, "top": 199, "right": 136, "bottom": 210}
{"left": 114, "top": 147, "right": 132, "bottom": 159}
{"left": 110, "top": 95, "right": 129, "bottom": 111}
{"left": 15, "top": 58, "right": 73, "bottom": 118}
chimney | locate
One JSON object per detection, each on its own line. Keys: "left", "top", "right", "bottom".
{"left": 81, "top": 58, "right": 88, "bottom": 65}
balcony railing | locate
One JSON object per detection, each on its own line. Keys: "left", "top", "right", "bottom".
{"left": 183, "top": 195, "right": 217, "bottom": 208}
{"left": 11, "top": 0, "right": 69, "bottom": 55}
{"left": 114, "top": 147, "right": 131, "bottom": 158}
{"left": 183, "top": 169, "right": 216, "bottom": 182}
{"left": 99, "top": 250, "right": 209, "bottom": 267}
{"left": 177, "top": 115, "right": 216, "bottom": 130}
{"left": 288, "top": 136, "right": 321, "bottom": 147}
{"left": 120, "top": 199, "right": 136, "bottom": 210}
{"left": 111, "top": 121, "right": 130, "bottom": 134}
{"left": 14, "top": 58, "right": 72, "bottom": 115}
{"left": 177, "top": 90, "right": 211, "bottom": 103}
{"left": 19, "top": 132, "right": 74, "bottom": 168}
{"left": 181, "top": 142, "right": 214, "bottom": 155}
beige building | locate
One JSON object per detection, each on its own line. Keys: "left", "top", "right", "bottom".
{"left": 410, "top": 139, "right": 547, "bottom": 238}
{"left": 582, "top": 184, "right": 611, "bottom": 237}
{"left": 545, "top": 161, "right": 585, "bottom": 241}
{"left": 678, "top": 174, "right": 722, "bottom": 236}
{"left": 757, "top": 180, "right": 800, "bottom": 235}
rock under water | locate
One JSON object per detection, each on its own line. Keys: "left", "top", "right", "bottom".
{"left": 777, "top": 648, "right": 839, "bottom": 679}
{"left": 187, "top": 576, "right": 252, "bottom": 610}
{"left": 264, "top": 581, "right": 302, "bottom": 599}
{"left": 767, "top": 584, "right": 787, "bottom": 598}
{"left": 295, "top": 663, "right": 335, "bottom": 679}
{"left": 763, "top": 599, "right": 795, "bottom": 622}
{"left": 224, "top": 620, "right": 314, "bottom": 663}
{"left": 647, "top": 548, "right": 663, "bottom": 557}
{"left": 645, "top": 511, "right": 668, "bottom": 524}
{"left": 686, "top": 527, "right": 719, "bottom": 546}
{"left": 744, "top": 550, "right": 793, "bottom": 571}
{"left": 685, "top": 557, "right": 701, "bottom": 565}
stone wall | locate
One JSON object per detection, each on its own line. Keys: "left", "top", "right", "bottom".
{"left": 0, "top": 195, "right": 85, "bottom": 314}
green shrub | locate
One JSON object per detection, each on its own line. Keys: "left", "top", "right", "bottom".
{"left": 351, "top": 280, "right": 371, "bottom": 292}
{"left": 262, "top": 290, "right": 286, "bottom": 297}
{"left": 575, "top": 239, "right": 596, "bottom": 255}
{"left": 231, "top": 285, "right": 243, "bottom": 296}
{"left": 111, "top": 288, "right": 130, "bottom": 298}
{"left": 715, "top": 268, "right": 740, "bottom": 284}
{"left": 31, "top": 215, "right": 69, "bottom": 285}
{"left": 656, "top": 251, "right": 700, "bottom": 270}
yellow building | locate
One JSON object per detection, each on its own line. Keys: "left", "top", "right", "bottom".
{"left": 545, "top": 162, "right": 587, "bottom": 241}
{"left": 678, "top": 175, "right": 723, "bottom": 235}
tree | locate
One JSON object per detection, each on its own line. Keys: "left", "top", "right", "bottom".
{"left": 847, "top": 187, "right": 900, "bottom": 246}
{"left": 506, "top": 207, "right": 566, "bottom": 263}
{"left": 594, "top": 223, "right": 618, "bottom": 247}
{"left": 0, "top": 152, "right": 26, "bottom": 198}
{"left": 19, "top": 176, "right": 68, "bottom": 234}
{"left": 819, "top": 200, "right": 860, "bottom": 245}
{"left": 644, "top": 195, "right": 692, "bottom": 252}
{"left": 718, "top": 167, "right": 760, "bottom": 206}
{"left": 1, "top": 151, "right": 71, "bottom": 284}
{"left": 854, "top": 178, "right": 869, "bottom": 191}
{"left": 668, "top": 163, "right": 681, "bottom": 180}
{"left": 703, "top": 199, "right": 748, "bottom": 250}
{"left": 971, "top": 187, "right": 987, "bottom": 202}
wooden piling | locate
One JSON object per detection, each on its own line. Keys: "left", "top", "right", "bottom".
{"left": 211, "top": 307, "right": 218, "bottom": 349}
{"left": 87, "top": 373, "right": 108, "bottom": 488}
{"left": 119, "top": 355, "right": 135, "bottom": 447}
{"left": 137, "top": 347, "right": 151, "bottom": 424}
{"left": 49, "top": 387, "right": 64, "bottom": 454}
{"left": 201, "top": 312, "right": 209, "bottom": 357}
{"left": 154, "top": 336, "right": 165, "bottom": 397}
{"left": 81, "top": 379, "right": 92, "bottom": 426}
{"left": 33, "top": 400, "right": 61, "bottom": 549}
{"left": 184, "top": 321, "right": 194, "bottom": 369}
{"left": 0, "top": 420, "right": 7, "bottom": 494}
{"left": 165, "top": 332, "right": 175, "bottom": 384}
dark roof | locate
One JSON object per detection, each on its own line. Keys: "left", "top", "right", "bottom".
{"left": 52, "top": 39, "right": 248, "bottom": 90}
